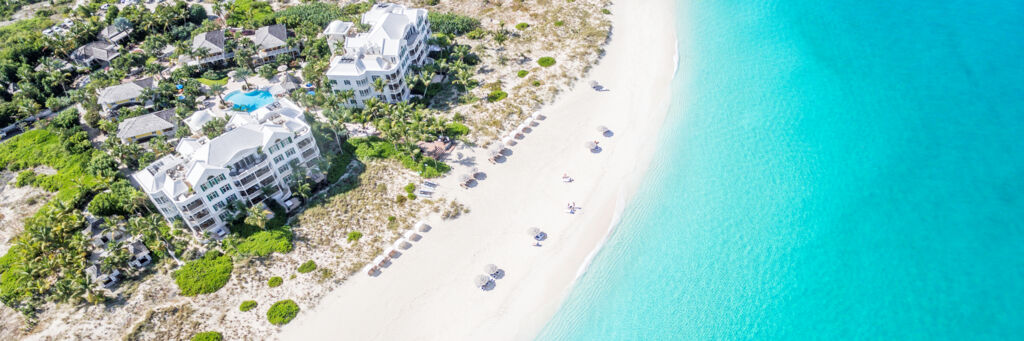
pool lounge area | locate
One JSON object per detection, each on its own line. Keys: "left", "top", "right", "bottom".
{"left": 224, "top": 90, "right": 274, "bottom": 112}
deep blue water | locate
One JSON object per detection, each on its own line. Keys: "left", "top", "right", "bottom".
{"left": 538, "top": 0, "right": 1024, "bottom": 339}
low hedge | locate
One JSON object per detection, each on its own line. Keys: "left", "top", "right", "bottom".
{"left": 173, "top": 252, "right": 233, "bottom": 296}
{"left": 267, "top": 299, "right": 300, "bottom": 325}
{"left": 537, "top": 57, "right": 556, "bottom": 67}
{"left": 191, "top": 331, "right": 223, "bottom": 341}
{"left": 297, "top": 260, "right": 317, "bottom": 274}
{"left": 268, "top": 276, "right": 283, "bottom": 288}
{"left": 240, "top": 300, "right": 258, "bottom": 312}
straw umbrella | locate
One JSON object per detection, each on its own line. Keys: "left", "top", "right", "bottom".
{"left": 415, "top": 221, "right": 431, "bottom": 232}
{"left": 517, "top": 123, "right": 529, "bottom": 134}
{"left": 502, "top": 136, "right": 517, "bottom": 146}
{"left": 527, "top": 227, "right": 541, "bottom": 239}
{"left": 474, "top": 275, "right": 491, "bottom": 288}
{"left": 484, "top": 264, "right": 498, "bottom": 276}
{"left": 585, "top": 141, "right": 598, "bottom": 151}
{"left": 596, "top": 125, "right": 609, "bottom": 133}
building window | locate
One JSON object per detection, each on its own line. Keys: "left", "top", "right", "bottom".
{"left": 285, "top": 148, "right": 296, "bottom": 157}
{"left": 278, "top": 165, "right": 290, "bottom": 174}
{"left": 219, "top": 184, "right": 231, "bottom": 194}
{"left": 213, "top": 200, "right": 226, "bottom": 211}
{"left": 273, "top": 155, "right": 285, "bottom": 164}
{"left": 343, "top": 80, "right": 351, "bottom": 85}
{"left": 206, "top": 191, "right": 219, "bottom": 201}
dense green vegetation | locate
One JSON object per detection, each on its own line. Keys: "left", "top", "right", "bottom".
{"left": 515, "top": 22, "right": 530, "bottom": 30}
{"left": 297, "top": 260, "right": 317, "bottom": 274}
{"left": 266, "top": 299, "right": 300, "bottom": 325}
{"left": 239, "top": 300, "right": 258, "bottom": 312}
{"left": 517, "top": 70, "right": 529, "bottom": 78}
{"left": 349, "top": 137, "right": 451, "bottom": 178}
{"left": 235, "top": 228, "right": 293, "bottom": 257}
{"left": 191, "top": 331, "right": 223, "bottom": 341}
{"left": 0, "top": 128, "right": 109, "bottom": 205}
{"left": 173, "top": 252, "right": 233, "bottom": 296}
{"left": 267, "top": 276, "right": 283, "bottom": 288}
{"left": 346, "top": 231, "right": 363, "bottom": 243}
{"left": 538, "top": 57, "right": 557, "bottom": 67}
{"left": 428, "top": 12, "right": 481, "bottom": 35}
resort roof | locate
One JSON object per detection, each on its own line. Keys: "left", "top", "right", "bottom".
{"left": 116, "top": 109, "right": 174, "bottom": 140}
{"left": 72, "top": 41, "right": 120, "bottom": 63}
{"left": 192, "top": 30, "right": 225, "bottom": 54}
{"left": 97, "top": 77, "right": 155, "bottom": 105}
{"left": 250, "top": 24, "right": 288, "bottom": 50}
{"left": 98, "top": 24, "right": 132, "bottom": 43}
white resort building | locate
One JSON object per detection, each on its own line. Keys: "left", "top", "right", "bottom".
{"left": 133, "top": 98, "right": 322, "bottom": 237}
{"left": 323, "top": 3, "right": 431, "bottom": 107}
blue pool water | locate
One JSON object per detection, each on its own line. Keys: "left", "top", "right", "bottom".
{"left": 539, "top": 0, "right": 1024, "bottom": 339}
{"left": 224, "top": 90, "right": 274, "bottom": 112}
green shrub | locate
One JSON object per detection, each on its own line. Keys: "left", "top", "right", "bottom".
{"left": 537, "top": 57, "right": 556, "bottom": 67}
{"left": 236, "top": 228, "right": 293, "bottom": 257}
{"left": 444, "top": 122, "right": 470, "bottom": 137}
{"left": 602, "top": 8, "right": 611, "bottom": 15}
{"left": 517, "top": 70, "right": 529, "bottom": 78}
{"left": 515, "top": 22, "right": 529, "bottom": 30}
{"left": 404, "top": 183, "right": 416, "bottom": 193}
{"left": 267, "top": 299, "right": 300, "bottom": 325}
{"left": 268, "top": 276, "right": 283, "bottom": 288}
{"left": 428, "top": 12, "right": 481, "bottom": 35}
{"left": 407, "top": 193, "right": 417, "bottom": 200}
{"left": 466, "top": 28, "right": 487, "bottom": 39}
{"left": 240, "top": 300, "right": 258, "bottom": 312}
{"left": 173, "top": 252, "right": 233, "bottom": 296}
{"left": 191, "top": 331, "right": 223, "bottom": 341}
{"left": 347, "top": 231, "right": 363, "bottom": 243}
{"left": 532, "top": 80, "right": 542, "bottom": 87}
{"left": 554, "top": 20, "right": 565, "bottom": 27}
{"left": 487, "top": 90, "right": 508, "bottom": 102}
{"left": 297, "top": 260, "right": 317, "bottom": 273}
{"left": 15, "top": 170, "right": 36, "bottom": 187}
{"left": 395, "top": 195, "right": 408, "bottom": 204}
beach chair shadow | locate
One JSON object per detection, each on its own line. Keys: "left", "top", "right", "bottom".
{"left": 590, "top": 146, "right": 603, "bottom": 154}
{"left": 603, "top": 130, "right": 614, "bottom": 137}
{"left": 492, "top": 269, "right": 506, "bottom": 280}
{"left": 473, "top": 172, "right": 487, "bottom": 181}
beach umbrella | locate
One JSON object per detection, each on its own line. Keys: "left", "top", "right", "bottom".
{"left": 396, "top": 240, "right": 412, "bottom": 250}
{"left": 596, "top": 125, "right": 609, "bottom": 133}
{"left": 589, "top": 80, "right": 598, "bottom": 88}
{"left": 372, "top": 255, "right": 388, "bottom": 266}
{"left": 176, "top": 84, "right": 183, "bottom": 90}
{"left": 532, "top": 112, "right": 544, "bottom": 119}
{"left": 585, "top": 141, "right": 598, "bottom": 150}
{"left": 415, "top": 221, "right": 431, "bottom": 232}
{"left": 484, "top": 264, "right": 498, "bottom": 276}
{"left": 474, "top": 275, "right": 491, "bottom": 288}
{"left": 527, "top": 227, "right": 541, "bottom": 237}
{"left": 459, "top": 174, "right": 471, "bottom": 183}
{"left": 502, "top": 136, "right": 516, "bottom": 146}
{"left": 517, "top": 123, "right": 528, "bottom": 133}
{"left": 277, "top": 65, "right": 287, "bottom": 72}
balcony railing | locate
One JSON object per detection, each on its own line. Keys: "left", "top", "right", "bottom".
{"left": 254, "top": 166, "right": 271, "bottom": 178}
{"left": 260, "top": 176, "right": 276, "bottom": 187}
{"left": 297, "top": 138, "right": 311, "bottom": 149}
{"left": 302, "top": 147, "right": 316, "bottom": 159}
{"left": 184, "top": 200, "right": 203, "bottom": 211}
{"left": 239, "top": 174, "right": 257, "bottom": 185}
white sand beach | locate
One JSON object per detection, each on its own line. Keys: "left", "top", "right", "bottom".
{"left": 280, "top": 0, "right": 679, "bottom": 339}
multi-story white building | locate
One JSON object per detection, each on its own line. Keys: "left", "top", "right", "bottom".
{"left": 133, "top": 99, "right": 322, "bottom": 237}
{"left": 323, "top": 3, "right": 431, "bottom": 107}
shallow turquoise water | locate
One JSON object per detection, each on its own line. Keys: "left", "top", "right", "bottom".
{"left": 224, "top": 90, "right": 274, "bottom": 112}
{"left": 538, "top": 0, "right": 1024, "bottom": 339}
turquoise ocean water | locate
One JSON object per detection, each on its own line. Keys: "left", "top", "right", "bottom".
{"left": 538, "top": 0, "right": 1024, "bottom": 339}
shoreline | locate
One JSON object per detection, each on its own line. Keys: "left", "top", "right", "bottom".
{"left": 279, "top": 0, "right": 678, "bottom": 339}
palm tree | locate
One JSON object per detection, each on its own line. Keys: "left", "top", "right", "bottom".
{"left": 233, "top": 67, "right": 252, "bottom": 88}
{"left": 209, "top": 83, "right": 226, "bottom": 104}
{"left": 244, "top": 205, "right": 268, "bottom": 230}
{"left": 372, "top": 77, "right": 386, "bottom": 96}
{"left": 338, "top": 89, "right": 355, "bottom": 106}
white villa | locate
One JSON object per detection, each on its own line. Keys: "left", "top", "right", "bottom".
{"left": 133, "top": 98, "right": 322, "bottom": 237}
{"left": 323, "top": 3, "right": 431, "bottom": 107}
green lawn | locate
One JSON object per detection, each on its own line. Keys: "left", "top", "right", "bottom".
{"left": 197, "top": 77, "right": 229, "bottom": 87}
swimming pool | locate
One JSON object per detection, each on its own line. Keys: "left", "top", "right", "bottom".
{"left": 224, "top": 90, "right": 274, "bottom": 112}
